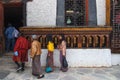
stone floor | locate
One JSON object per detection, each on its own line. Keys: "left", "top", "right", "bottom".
{"left": 0, "top": 54, "right": 120, "bottom": 80}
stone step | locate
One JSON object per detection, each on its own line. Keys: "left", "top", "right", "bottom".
{"left": 4, "top": 52, "right": 13, "bottom": 56}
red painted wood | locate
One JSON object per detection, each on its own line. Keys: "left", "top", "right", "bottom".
{"left": 85, "top": 0, "right": 89, "bottom": 25}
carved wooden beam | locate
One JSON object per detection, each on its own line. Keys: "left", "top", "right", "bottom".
{"left": 19, "top": 27, "right": 112, "bottom": 49}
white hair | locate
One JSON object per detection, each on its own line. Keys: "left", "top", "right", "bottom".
{"left": 32, "top": 35, "right": 37, "bottom": 39}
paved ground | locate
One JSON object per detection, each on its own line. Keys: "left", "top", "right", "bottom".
{"left": 0, "top": 53, "right": 120, "bottom": 80}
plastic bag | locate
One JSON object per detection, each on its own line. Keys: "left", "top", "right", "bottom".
{"left": 14, "top": 51, "right": 18, "bottom": 56}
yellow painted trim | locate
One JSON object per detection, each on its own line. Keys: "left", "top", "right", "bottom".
{"left": 20, "top": 27, "right": 112, "bottom": 32}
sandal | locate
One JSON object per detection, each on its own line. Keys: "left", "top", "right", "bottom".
{"left": 37, "top": 74, "right": 44, "bottom": 79}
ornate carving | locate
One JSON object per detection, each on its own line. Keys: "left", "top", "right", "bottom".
{"left": 20, "top": 27, "right": 112, "bottom": 49}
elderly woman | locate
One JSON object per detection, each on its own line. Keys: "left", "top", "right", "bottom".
{"left": 30, "top": 35, "right": 44, "bottom": 79}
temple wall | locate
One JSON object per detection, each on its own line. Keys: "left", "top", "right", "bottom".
{"left": 27, "top": 49, "right": 111, "bottom": 67}
{"left": 27, "top": 0, "right": 57, "bottom": 26}
{"left": 96, "top": 0, "right": 106, "bottom": 26}
{"left": 111, "top": 54, "right": 120, "bottom": 65}
{"left": 25, "top": 0, "right": 114, "bottom": 67}
{"left": 26, "top": 0, "right": 106, "bottom": 26}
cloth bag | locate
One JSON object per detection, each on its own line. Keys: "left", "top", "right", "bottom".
{"left": 45, "top": 56, "right": 53, "bottom": 73}
{"left": 62, "top": 56, "right": 68, "bottom": 68}
{"left": 45, "top": 66, "right": 52, "bottom": 73}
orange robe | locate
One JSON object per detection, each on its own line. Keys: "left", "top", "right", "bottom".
{"left": 13, "top": 36, "right": 29, "bottom": 62}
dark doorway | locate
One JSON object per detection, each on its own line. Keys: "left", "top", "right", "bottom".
{"left": 4, "top": 3, "right": 23, "bottom": 30}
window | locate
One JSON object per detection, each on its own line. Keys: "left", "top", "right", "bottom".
{"left": 65, "top": 0, "right": 86, "bottom": 26}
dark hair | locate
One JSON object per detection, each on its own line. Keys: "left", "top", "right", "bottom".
{"left": 47, "top": 34, "right": 53, "bottom": 42}
{"left": 60, "top": 34, "right": 65, "bottom": 44}
{"left": 61, "top": 34, "right": 65, "bottom": 41}
{"left": 8, "top": 23, "right": 12, "bottom": 27}
{"left": 18, "top": 33, "right": 24, "bottom": 37}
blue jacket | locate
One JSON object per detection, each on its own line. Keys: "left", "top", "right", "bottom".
{"left": 5, "top": 26, "right": 15, "bottom": 39}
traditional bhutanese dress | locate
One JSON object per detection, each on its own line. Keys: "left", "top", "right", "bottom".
{"left": 30, "top": 40, "right": 43, "bottom": 76}
{"left": 13, "top": 36, "right": 29, "bottom": 62}
{"left": 59, "top": 40, "right": 68, "bottom": 72}
{"left": 46, "top": 41, "right": 54, "bottom": 70}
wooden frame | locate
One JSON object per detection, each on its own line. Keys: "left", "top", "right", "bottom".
{"left": 106, "top": 0, "right": 111, "bottom": 26}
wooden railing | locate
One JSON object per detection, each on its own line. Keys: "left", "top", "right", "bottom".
{"left": 19, "top": 27, "right": 112, "bottom": 49}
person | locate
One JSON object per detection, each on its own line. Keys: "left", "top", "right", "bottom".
{"left": 5, "top": 23, "right": 15, "bottom": 52}
{"left": 45, "top": 34, "right": 54, "bottom": 72}
{"left": 12, "top": 27, "right": 19, "bottom": 41}
{"left": 57, "top": 34, "right": 68, "bottom": 72}
{"left": 13, "top": 33, "right": 29, "bottom": 72}
{"left": 30, "top": 35, "right": 44, "bottom": 79}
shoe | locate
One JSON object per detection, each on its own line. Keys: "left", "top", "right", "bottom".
{"left": 37, "top": 74, "right": 44, "bottom": 79}
{"left": 21, "top": 68, "right": 24, "bottom": 71}
{"left": 16, "top": 67, "right": 22, "bottom": 72}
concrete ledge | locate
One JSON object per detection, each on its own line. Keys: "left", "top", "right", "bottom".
{"left": 27, "top": 49, "right": 111, "bottom": 67}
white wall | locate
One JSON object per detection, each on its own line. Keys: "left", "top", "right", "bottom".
{"left": 27, "top": 49, "right": 111, "bottom": 67}
{"left": 27, "top": 0, "right": 106, "bottom": 27}
{"left": 96, "top": 0, "right": 106, "bottom": 26}
{"left": 27, "top": 0, "right": 57, "bottom": 26}
{"left": 111, "top": 54, "right": 120, "bottom": 65}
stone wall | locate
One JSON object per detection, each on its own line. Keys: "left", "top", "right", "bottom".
{"left": 27, "top": 0, "right": 57, "bottom": 26}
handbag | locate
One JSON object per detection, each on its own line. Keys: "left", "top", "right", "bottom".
{"left": 45, "top": 66, "right": 52, "bottom": 73}
{"left": 62, "top": 56, "right": 68, "bottom": 68}
{"left": 45, "top": 56, "right": 53, "bottom": 73}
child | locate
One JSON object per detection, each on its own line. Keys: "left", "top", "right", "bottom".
{"left": 45, "top": 34, "right": 54, "bottom": 72}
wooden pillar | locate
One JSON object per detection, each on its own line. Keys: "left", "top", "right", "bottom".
{"left": 99, "top": 35, "right": 104, "bottom": 48}
{"left": 93, "top": 35, "right": 97, "bottom": 48}
{"left": 0, "top": 2, "right": 4, "bottom": 55}
{"left": 106, "top": 0, "right": 111, "bottom": 26}
{"left": 86, "top": 35, "right": 90, "bottom": 48}
{"left": 106, "top": 35, "right": 109, "bottom": 48}
{"left": 22, "top": 0, "right": 27, "bottom": 26}
{"left": 78, "top": 35, "right": 82, "bottom": 48}
{"left": 85, "top": 0, "right": 89, "bottom": 25}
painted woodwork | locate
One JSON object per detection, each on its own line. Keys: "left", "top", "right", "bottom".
{"left": 106, "top": 0, "right": 111, "bottom": 26}
{"left": 19, "top": 27, "right": 112, "bottom": 49}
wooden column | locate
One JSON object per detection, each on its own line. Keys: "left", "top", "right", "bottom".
{"left": 0, "top": 2, "right": 4, "bottom": 55}
{"left": 85, "top": 0, "right": 89, "bottom": 25}
{"left": 106, "top": 35, "right": 109, "bottom": 48}
{"left": 106, "top": 0, "right": 111, "bottom": 26}
{"left": 22, "top": 0, "right": 27, "bottom": 26}
{"left": 99, "top": 35, "right": 104, "bottom": 48}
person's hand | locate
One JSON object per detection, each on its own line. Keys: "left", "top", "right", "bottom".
{"left": 57, "top": 45, "right": 59, "bottom": 49}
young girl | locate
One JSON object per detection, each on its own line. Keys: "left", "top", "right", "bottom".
{"left": 45, "top": 35, "right": 54, "bottom": 72}
{"left": 57, "top": 34, "right": 68, "bottom": 72}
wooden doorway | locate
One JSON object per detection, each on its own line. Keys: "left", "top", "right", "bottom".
{"left": 0, "top": 2, "right": 4, "bottom": 55}
{"left": 4, "top": 3, "right": 23, "bottom": 30}
{"left": 0, "top": 1, "right": 24, "bottom": 55}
